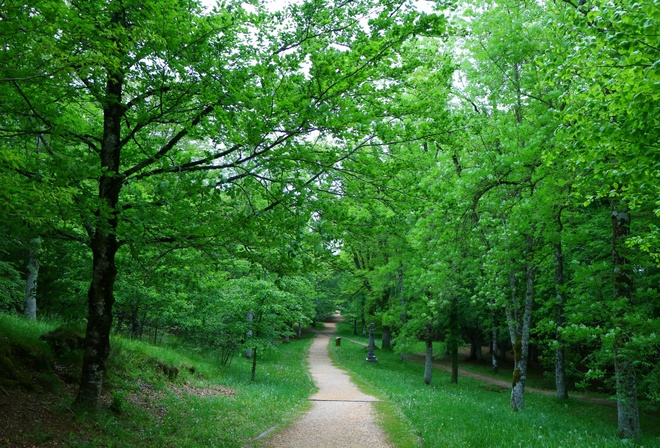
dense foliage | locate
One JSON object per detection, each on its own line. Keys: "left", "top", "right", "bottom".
{"left": 1, "top": 0, "right": 658, "bottom": 440}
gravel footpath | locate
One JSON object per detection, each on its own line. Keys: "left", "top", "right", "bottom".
{"left": 259, "top": 319, "right": 394, "bottom": 448}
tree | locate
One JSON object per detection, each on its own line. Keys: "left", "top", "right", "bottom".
{"left": 543, "top": 0, "right": 660, "bottom": 437}
{"left": 1, "top": 0, "right": 446, "bottom": 407}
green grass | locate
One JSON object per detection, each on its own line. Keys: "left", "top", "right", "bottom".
{"left": 0, "top": 312, "right": 316, "bottom": 447}
{"left": 329, "top": 329, "right": 660, "bottom": 447}
{"left": 0, "top": 312, "right": 60, "bottom": 342}
{"left": 334, "top": 323, "right": 589, "bottom": 393}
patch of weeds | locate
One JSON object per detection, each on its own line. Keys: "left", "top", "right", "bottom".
{"left": 110, "top": 391, "right": 128, "bottom": 414}
{"left": 480, "top": 383, "right": 507, "bottom": 393}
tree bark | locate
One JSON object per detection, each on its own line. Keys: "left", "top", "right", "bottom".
{"left": 130, "top": 305, "right": 140, "bottom": 339}
{"left": 23, "top": 237, "right": 41, "bottom": 319}
{"left": 611, "top": 203, "right": 640, "bottom": 439}
{"left": 75, "top": 13, "right": 125, "bottom": 407}
{"left": 381, "top": 325, "right": 392, "bottom": 351}
{"left": 467, "top": 329, "right": 484, "bottom": 361}
{"left": 509, "top": 237, "right": 535, "bottom": 411}
{"left": 245, "top": 311, "right": 253, "bottom": 359}
{"left": 251, "top": 347, "right": 258, "bottom": 382}
{"left": 449, "top": 297, "right": 459, "bottom": 384}
{"left": 423, "top": 334, "right": 433, "bottom": 385}
{"left": 554, "top": 234, "right": 569, "bottom": 400}
{"left": 491, "top": 306, "right": 499, "bottom": 374}
{"left": 613, "top": 349, "right": 639, "bottom": 439}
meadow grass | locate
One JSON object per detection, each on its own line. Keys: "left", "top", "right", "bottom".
{"left": 329, "top": 327, "right": 660, "bottom": 448}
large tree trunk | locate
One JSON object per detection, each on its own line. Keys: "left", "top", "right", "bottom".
{"left": 23, "top": 237, "right": 41, "bottom": 319}
{"left": 75, "top": 203, "right": 121, "bottom": 408}
{"left": 611, "top": 203, "right": 640, "bottom": 439}
{"left": 467, "top": 328, "right": 484, "bottom": 361}
{"left": 613, "top": 350, "right": 639, "bottom": 439}
{"left": 74, "top": 30, "right": 125, "bottom": 407}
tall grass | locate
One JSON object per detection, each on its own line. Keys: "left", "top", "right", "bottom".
{"left": 329, "top": 332, "right": 660, "bottom": 447}
{"left": 0, "top": 312, "right": 60, "bottom": 340}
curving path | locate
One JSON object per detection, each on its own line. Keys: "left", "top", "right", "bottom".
{"left": 260, "top": 317, "right": 393, "bottom": 448}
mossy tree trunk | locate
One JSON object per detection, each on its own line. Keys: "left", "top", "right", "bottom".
{"left": 23, "top": 237, "right": 41, "bottom": 320}
{"left": 611, "top": 203, "right": 640, "bottom": 439}
{"left": 508, "top": 236, "right": 535, "bottom": 411}
{"left": 490, "top": 306, "right": 499, "bottom": 374}
{"left": 554, "top": 214, "right": 568, "bottom": 400}
{"left": 75, "top": 48, "right": 124, "bottom": 407}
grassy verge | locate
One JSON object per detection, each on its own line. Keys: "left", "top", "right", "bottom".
{"left": 329, "top": 327, "right": 660, "bottom": 447}
{"left": 0, "top": 312, "right": 315, "bottom": 447}
{"left": 333, "top": 323, "right": 605, "bottom": 395}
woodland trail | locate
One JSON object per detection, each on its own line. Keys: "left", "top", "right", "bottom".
{"left": 257, "top": 316, "right": 394, "bottom": 448}
{"left": 343, "top": 337, "right": 614, "bottom": 407}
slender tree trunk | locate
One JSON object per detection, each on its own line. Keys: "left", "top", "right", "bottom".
{"left": 400, "top": 268, "right": 407, "bottom": 362}
{"left": 423, "top": 333, "right": 433, "bottom": 385}
{"left": 491, "top": 306, "right": 499, "bottom": 374}
{"left": 24, "top": 237, "right": 41, "bottom": 319}
{"left": 251, "top": 347, "right": 258, "bottom": 381}
{"left": 449, "top": 297, "right": 459, "bottom": 384}
{"left": 245, "top": 311, "right": 253, "bottom": 358}
{"left": 611, "top": 203, "right": 640, "bottom": 439}
{"left": 130, "top": 305, "right": 140, "bottom": 338}
{"left": 554, "top": 229, "right": 569, "bottom": 399}
{"left": 382, "top": 325, "right": 392, "bottom": 351}
{"left": 510, "top": 237, "right": 535, "bottom": 411}
{"left": 75, "top": 22, "right": 125, "bottom": 407}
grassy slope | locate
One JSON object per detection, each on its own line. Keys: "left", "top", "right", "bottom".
{"left": 330, "top": 322, "right": 660, "bottom": 448}
{"left": 0, "top": 313, "right": 315, "bottom": 448}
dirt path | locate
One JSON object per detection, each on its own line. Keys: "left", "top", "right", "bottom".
{"left": 342, "top": 337, "right": 614, "bottom": 407}
{"left": 258, "top": 319, "right": 394, "bottom": 448}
